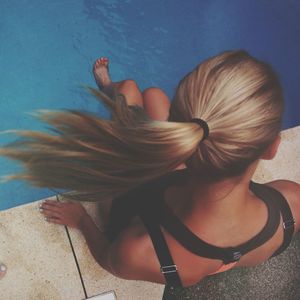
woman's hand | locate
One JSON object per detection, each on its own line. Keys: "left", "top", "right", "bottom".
{"left": 39, "top": 200, "right": 89, "bottom": 229}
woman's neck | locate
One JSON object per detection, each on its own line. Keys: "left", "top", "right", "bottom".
{"left": 184, "top": 160, "right": 260, "bottom": 219}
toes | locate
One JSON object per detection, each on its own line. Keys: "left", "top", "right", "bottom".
{"left": 94, "top": 57, "right": 109, "bottom": 69}
{"left": 45, "top": 217, "right": 63, "bottom": 225}
{"left": 40, "top": 207, "right": 61, "bottom": 219}
{"left": 40, "top": 200, "right": 64, "bottom": 213}
{"left": 41, "top": 200, "right": 63, "bottom": 208}
{"left": 94, "top": 59, "right": 101, "bottom": 69}
{"left": 102, "top": 57, "right": 109, "bottom": 66}
{"left": 94, "top": 58, "right": 102, "bottom": 68}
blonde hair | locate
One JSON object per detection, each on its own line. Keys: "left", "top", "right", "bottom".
{"left": 169, "top": 50, "right": 283, "bottom": 179}
{"left": 0, "top": 50, "right": 283, "bottom": 202}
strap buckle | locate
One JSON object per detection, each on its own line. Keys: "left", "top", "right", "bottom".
{"left": 223, "top": 250, "right": 242, "bottom": 264}
{"left": 160, "top": 265, "right": 178, "bottom": 274}
{"left": 232, "top": 251, "right": 242, "bottom": 262}
{"left": 283, "top": 218, "right": 295, "bottom": 230}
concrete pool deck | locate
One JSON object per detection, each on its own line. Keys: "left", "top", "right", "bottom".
{"left": 1, "top": 125, "right": 300, "bottom": 299}
{"left": 0, "top": 198, "right": 164, "bottom": 300}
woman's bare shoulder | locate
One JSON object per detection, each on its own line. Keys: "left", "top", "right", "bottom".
{"left": 106, "top": 222, "right": 214, "bottom": 286}
{"left": 264, "top": 180, "right": 300, "bottom": 232}
{"left": 105, "top": 223, "right": 166, "bottom": 283}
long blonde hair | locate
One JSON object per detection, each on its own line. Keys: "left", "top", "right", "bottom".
{"left": 0, "top": 50, "right": 283, "bottom": 202}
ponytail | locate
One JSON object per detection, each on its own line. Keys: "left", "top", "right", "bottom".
{"left": 0, "top": 88, "right": 206, "bottom": 202}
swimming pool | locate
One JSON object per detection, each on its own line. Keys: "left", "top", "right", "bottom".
{"left": 1, "top": 0, "right": 300, "bottom": 210}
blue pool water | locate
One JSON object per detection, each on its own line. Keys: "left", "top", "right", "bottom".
{"left": 1, "top": 0, "right": 300, "bottom": 210}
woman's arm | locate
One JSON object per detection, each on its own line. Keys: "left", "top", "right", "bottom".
{"left": 39, "top": 199, "right": 214, "bottom": 286}
{"left": 77, "top": 213, "right": 113, "bottom": 272}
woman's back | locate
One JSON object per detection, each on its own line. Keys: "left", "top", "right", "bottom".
{"left": 105, "top": 165, "right": 300, "bottom": 287}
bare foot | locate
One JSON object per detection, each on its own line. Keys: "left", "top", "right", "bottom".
{"left": 93, "top": 57, "right": 112, "bottom": 89}
{"left": 39, "top": 200, "right": 88, "bottom": 229}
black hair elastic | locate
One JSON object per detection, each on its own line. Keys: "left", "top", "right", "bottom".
{"left": 191, "top": 118, "right": 209, "bottom": 141}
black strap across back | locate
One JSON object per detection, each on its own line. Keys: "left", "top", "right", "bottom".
{"left": 106, "top": 168, "right": 295, "bottom": 287}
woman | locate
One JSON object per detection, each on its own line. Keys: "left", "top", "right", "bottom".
{"left": 1, "top": 50, "right": 299, "bottom": 287}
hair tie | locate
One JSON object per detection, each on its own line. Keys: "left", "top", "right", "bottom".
{"left": 191, "top": 118, "right": 209, "bottom": 141}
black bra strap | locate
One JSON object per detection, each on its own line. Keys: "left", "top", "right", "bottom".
{"left": 268, "top": 185, "right": 295, "bottom": 257}
{"left": 160, "top": 181, "right": 281, "bottom": 264}
{"left": 140, "top": 212, "right": 182, "bottom": 287}
{"left": 161, "top": 207, "right": 234, "bottom": 262}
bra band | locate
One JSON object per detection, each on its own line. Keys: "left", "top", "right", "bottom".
{"left": 191, "top": 118, "right": 209, "bottom": 141}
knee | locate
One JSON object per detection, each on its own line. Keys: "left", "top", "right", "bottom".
{"left": 142, "top": 87, "right": 163, "bottom": 98}
{"left": 142, "top": 87, "right": 170, "bottom": 121}
{"left": 122, "top": 79, "right": 138, "bottom": 90}
{"left": 143, "top": 87, "right": 170, "bottom": 107}
{"left": 117, "top": 79, "right": 143, "bottom": 107}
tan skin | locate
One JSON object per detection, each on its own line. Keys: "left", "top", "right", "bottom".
{"left": 40, "top": 58, "right": 300, "bottom": 287}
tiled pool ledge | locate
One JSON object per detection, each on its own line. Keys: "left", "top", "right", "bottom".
{"left": 1, "top": 125, "right": 300, "bottom": 300}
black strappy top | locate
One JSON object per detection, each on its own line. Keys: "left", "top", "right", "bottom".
{"left": 105, "top": 168, "right": 295, "bottom": 287}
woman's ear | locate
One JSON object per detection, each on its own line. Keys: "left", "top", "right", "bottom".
{"left": 261, "top": 135, "right": 281, "bottom": 160}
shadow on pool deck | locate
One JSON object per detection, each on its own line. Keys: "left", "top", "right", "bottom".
{"left": 163, "top": 227, "right": 300, "bottom": 300}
